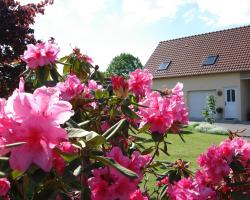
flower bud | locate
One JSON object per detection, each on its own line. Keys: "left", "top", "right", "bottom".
{"left": 111, "top": 75, "right": 129, "bottom": 98}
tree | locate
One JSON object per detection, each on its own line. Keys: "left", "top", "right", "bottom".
{"left": 106, "top": 53, "right": 143, "bottom": 76}
{"left": 0, "top": 0, "right": 53, "bottom": 97}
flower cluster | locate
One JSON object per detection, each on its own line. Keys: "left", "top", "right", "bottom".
{"left": 0, "top": 82, "right": 74, "bottom": 172}
{"left": 21, "top": 41, "right": 59, "bottom": 69}
{"left": 138, "top": 83, "right": 188, "bottom": 134}
{"left": 88, "top": 147, "right": 151, "bottom": 200}
{"left": 164, "top": 137, "right": 250, "bottom": 199}
{"left": 197, "top": 137, "right": 250, "bottom": 185}
{"left": 56, "top": 74, "right": 102, "bottom": 110}
{"left": 56, "top": 74, "right": 84, "bottom": 101}
{"left": 128, "top": 69, "right": 152, "bottom": 97}
{"left": 168, "top": 178, "right": 216, "bottom": 200}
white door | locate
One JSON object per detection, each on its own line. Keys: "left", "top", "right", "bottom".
{"left": 224, "top": 88, "right": 237, "bottom": 119}
{"left": 188, "top": 90, "right": 216, "bottom": 120}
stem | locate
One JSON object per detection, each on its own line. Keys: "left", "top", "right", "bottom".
{"left": 149, "top": 141, "right": 160, "bottom": 165}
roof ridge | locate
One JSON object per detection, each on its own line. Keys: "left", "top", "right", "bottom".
{"left": 160, "top": 24, "right": 250, "bottom": 43}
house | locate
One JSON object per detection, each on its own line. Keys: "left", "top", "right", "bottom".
{"left": 144, "top": 25, "right": 250, "bottom": 121}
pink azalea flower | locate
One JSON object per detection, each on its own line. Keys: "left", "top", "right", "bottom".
{"left": 56, "top": 74, "right": 84, "bottom": 101}
{"left": 0, "top": 178, "right": 10, "bottom": 197}
{"left": 168, "top": 178, "right": 216, "bottom": 200}
{"left": 53, "top": 141, "right": 79, "bottom": 175}
{"left": 138, "top": 91, "right": 174, "bottom": 134}
{"left": 100, "top": 121, "right": 110, "bottom": 133}
{"left": 21, "top": 41, "right": 59, "bottom": 69}
{"left": 111, "top": 75, "right": 129, "bottom": 98}
{"left": 128, "top": 69, "right": 152, "bottom": 97}
{"left": 88, "top": 80, "right": 103, "bottom": 91}
{"left": 156, "top": 176, "right": 169, "bottom": 187}
{"left": 9, "top": 86, "right": 73, "bottom": 125}
{"left": 171, "top": 82, "right": 189, "bottom": 126}
{"left": 0, "top": 137, "right": 9, "bottom": 156}
{"left": 88, "top": 147, "right": 151, "bottom": 200}
{"left": 73, "top": 48, "right": 93, "bottom": 63}
{"left": 130, "top": 189, "right": 148, "bottom": 200}
{"left": 1, "top": 81, "right": 74, "bottom": 172}
{"left": 219, "top": 137, "right": 250, "bottom": 167}
{"left": 8, "top": 115, "right": 68, "bottom": 172}
{"left": 197, "top": 145, "right": 230, "bottom": 184}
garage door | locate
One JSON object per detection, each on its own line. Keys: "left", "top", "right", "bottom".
{"left": 188, "top": 90, "right": 216, "bottom": 120}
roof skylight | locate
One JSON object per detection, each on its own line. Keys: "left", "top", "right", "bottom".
{"left": 158, "top": 59, "right": 171, "bottom": 70}
{"left": 203, "top": 55, "right": 218, "bottom": 66}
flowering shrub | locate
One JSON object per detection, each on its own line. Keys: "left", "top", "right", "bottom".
{"left": 0, "top": 42, "right": 249, "bottom": 200}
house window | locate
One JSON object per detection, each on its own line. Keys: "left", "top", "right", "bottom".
{"left": 227, "top": 89, "right": 236, "bottom": 102}
{"left": 203, "top": 55, "right": 218, "bottom": 66}
{"left": 227, "top": 90, "right": 231, "bottom": 102}
{"left": 231, "top": 89, "right": 235, "bottom": 102}
{"left": 158, "top": 59, "right": 171, "bottom": 70}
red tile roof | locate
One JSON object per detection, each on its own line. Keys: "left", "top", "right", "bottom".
{"left": 145, "top": 25, "right": 250, "bottom": 79}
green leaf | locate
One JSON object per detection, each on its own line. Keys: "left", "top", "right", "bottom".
{"left": 11, "top": 170, "right": 23, "bottom": 180}
{"left": 50, "top": 67, "right": 60, "bottom": 82}
{"left": 0, "top": 157, "right": 9, "bottom": 161}
{"left": 104, "top": 119, "right": 127, "bottom": 140}
{"left": 93, "top": 156, "right": 138, "bottom": 179}
{"left": 63, "top": 65, "right": 70, "bottom": 75}
{"left": 138, "top": 124, "right": 151, "bottom": 134}
{"left": 102, "top": 119, "right": 125, "bottom": 137}
{"left": 73, "top": 60, "right": 80, "bottom": 72}
{"left": 78, "top": 120, "right": 90, "bottom": 127}
{"left": 66, "top": 119, "right": 81, "bottom": 128}
{"left": 0, "top": 171, "right": 6, "bottom": 177}
{"left": 78, "top": 67, "right": 88, "bottom": 81}
{"left": 177, "top": 133, "right": 185, "bottom": 143}
{"left": 96, "top": 71, "right": 105, "bottom": 83}
{"left": 54, "top": 148, "right": 79, "bottom": 162}
{"left": 142, "top": 146, "right": 155, "bottom": 155}
{"left": 121, "top": 105, "right": 141, "bottom": 119}
{"left": 36, "top": 66, "right": 50, "bottom": 84}
{"left": 59, "top": 56, "right": 69, "bottom": 62}
{"left": 32, "top": 180, "right": 57, "bottom": 200}
{"left": 68, "top": 128, "right": 93, "bottom": 138}
{"left": 86, "top": 132, "right": 106, "bottom": 147}
{"left": 5, "top": 141, "right": 26, "bottom": 148}
{"left": 95, "top": 89, "right": 103, "bottom": 99}
{"left": 75, "top": 140, "right": 86, "bottom": 149}
{"left": 73, "top": 165, "right": 82, "bottom": 176}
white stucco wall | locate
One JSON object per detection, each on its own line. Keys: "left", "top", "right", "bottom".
{"left": 153, "top": 72, "right": 242, "bottom": 120}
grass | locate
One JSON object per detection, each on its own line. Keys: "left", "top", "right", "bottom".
{"left": 140, "top": 128, "right": 227, "bottom": 194}
{"left": 143, "top": 129, "right": 227, "bottom": 170}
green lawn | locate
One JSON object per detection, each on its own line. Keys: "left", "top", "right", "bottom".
{"left": 140, "top": 129, "right": 227, "bottom": 194}
{"left": 156, "top": 130, "right": 227, "bottom": 170}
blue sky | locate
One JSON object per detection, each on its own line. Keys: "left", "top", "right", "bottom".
{"left": 21, "top": 0, "right": 250, "bottom": 71}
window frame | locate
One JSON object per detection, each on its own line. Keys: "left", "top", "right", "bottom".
{"left": 158, "top": 59, "right": 171, "bottom": 71}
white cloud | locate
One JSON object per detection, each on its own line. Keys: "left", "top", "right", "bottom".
{"left": 183, "top": 8, "right": 195, "bottom": 24}
{"left": 121, "top": 0, "right": 189, "bottom": 24}
{"left": 121, "top": 0, "right": 250, "bottom": 26}
{"left": 195, "top": 0, "right": 250, "bottom": 26}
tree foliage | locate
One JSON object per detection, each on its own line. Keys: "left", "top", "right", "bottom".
{"left": 106, "top": 53, "right": 143, "bottom": 76}
{"left": 0, "top": 0, "right": 53, "bottom": 97}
